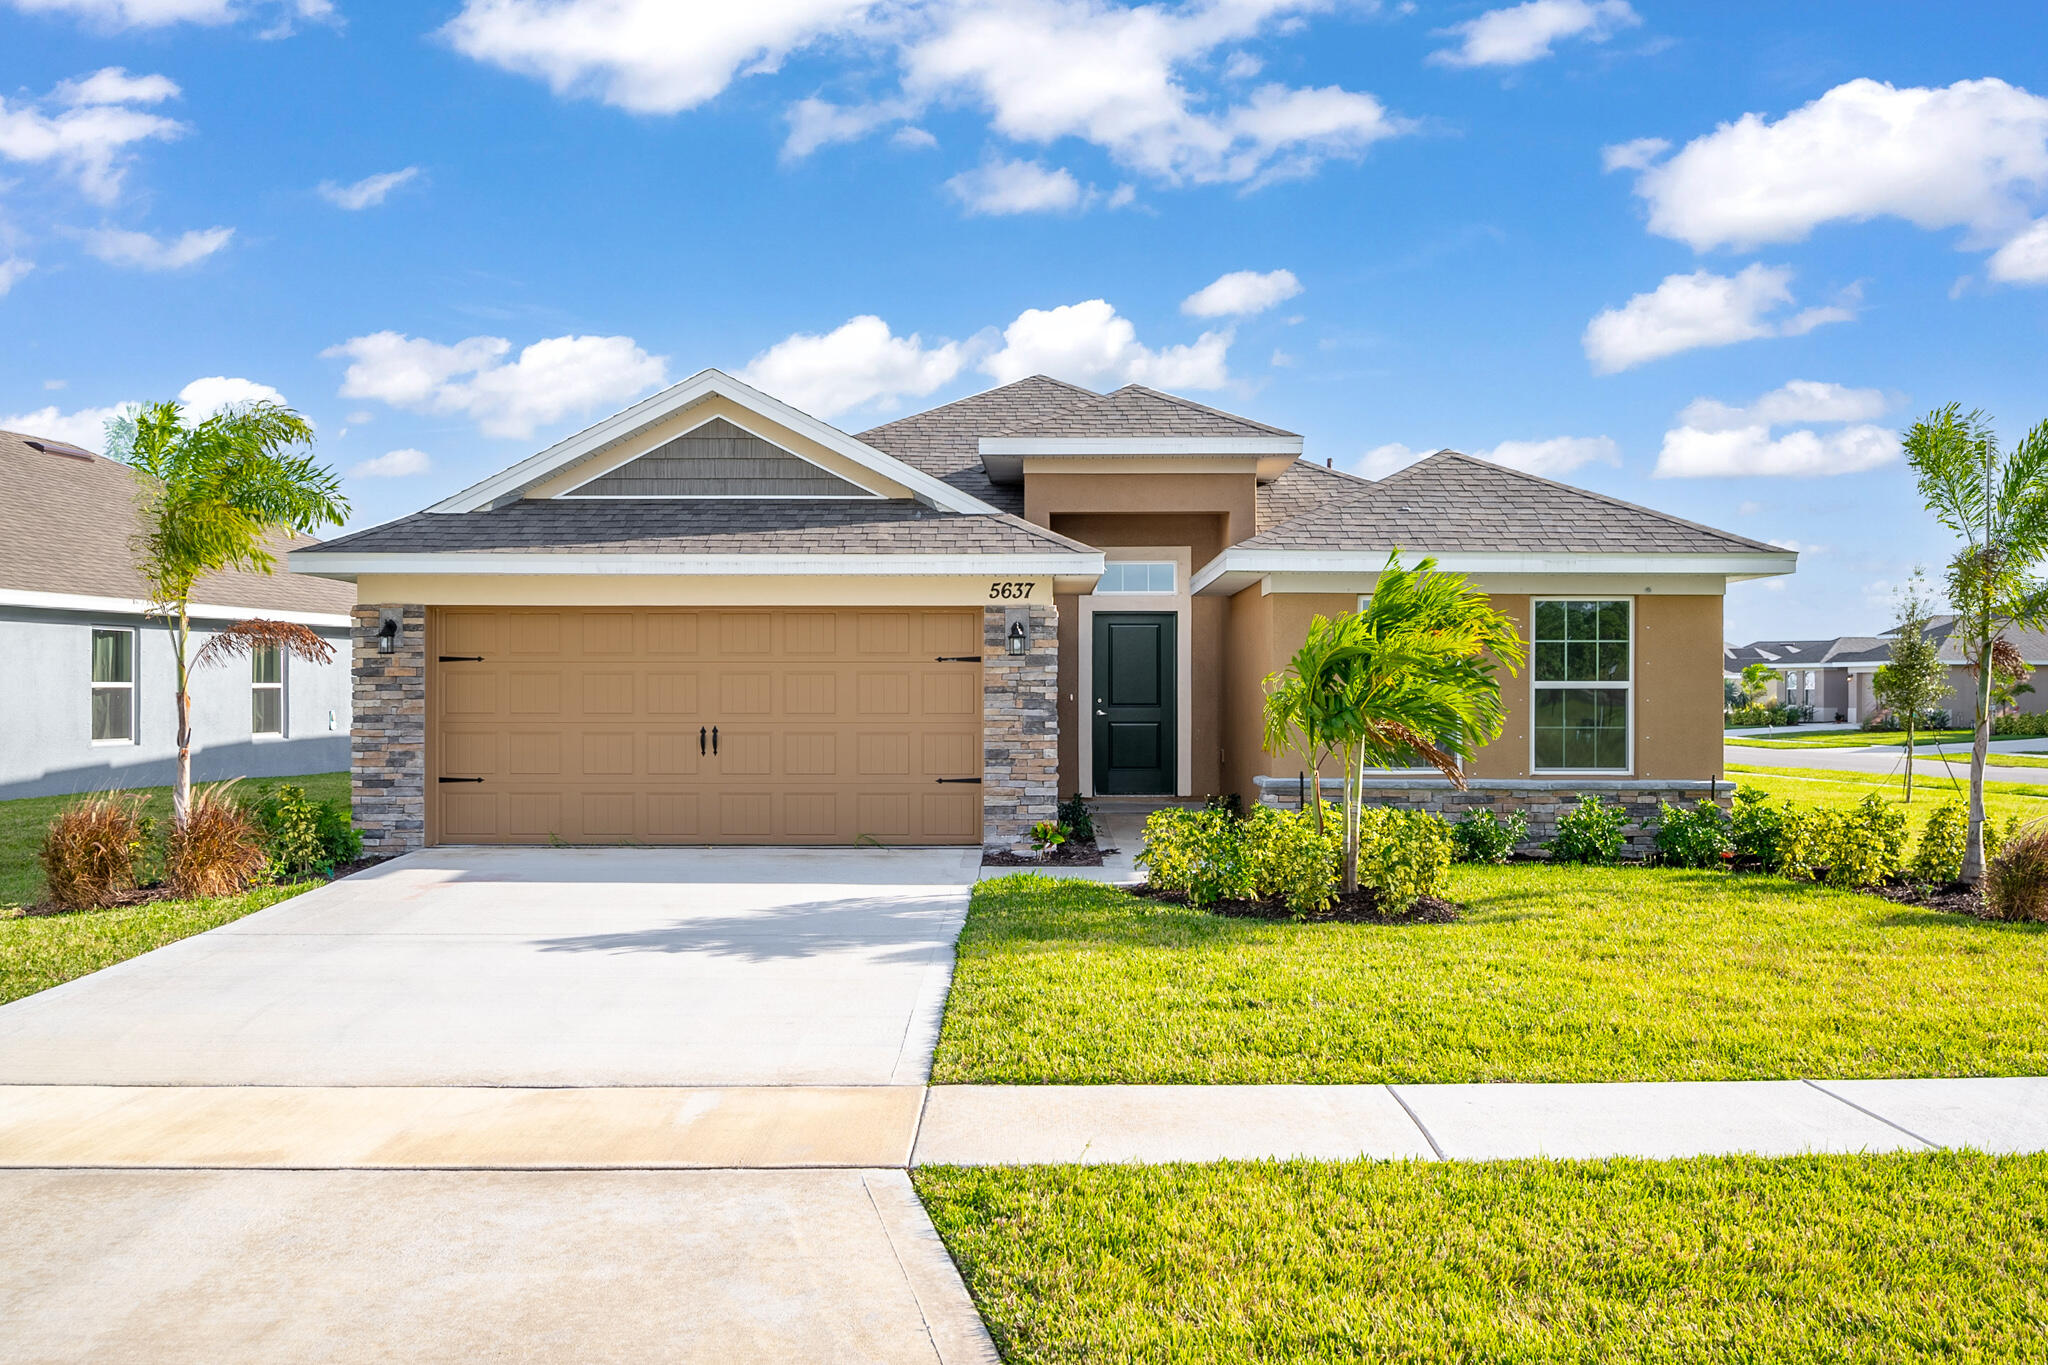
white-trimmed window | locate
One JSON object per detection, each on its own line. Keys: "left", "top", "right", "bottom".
{"left": 1532, "top": 599, "right": 1631, "bottom": 772}
{"left": 1096, "top": 561, "right": 1177, "bottom": 595}
{"left": 252, "top": 646, "right": 285, "bottom": 737}
{"left": 90, "top": 628, "right": 136, "bottom": 744}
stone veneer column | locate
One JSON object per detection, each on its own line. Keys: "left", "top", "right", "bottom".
{"left": 982, "top": 603, "right": 1059, "bottom": 850}
{"left": 351, "top": 604, "right": 426, "bottom": 855}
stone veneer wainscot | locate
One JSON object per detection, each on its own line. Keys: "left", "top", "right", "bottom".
{"left": 351, "top": 604, "right": 426, "bottom": 855}
{"left": 982, "top": 603, "right": 1059, "bottom": 850}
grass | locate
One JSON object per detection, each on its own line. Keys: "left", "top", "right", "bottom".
{"left": 1, "top": 882, "right": 313, "bottom": 1005}
{"left": 1728, "top": 763, "right": 2048, "bottom": 837}
{"left": 916, "top": 1152, "right": 2048, "bottom": 1363}
{"left": 1727, "top": 728, "right": 1972, "bottom": 750}
{"left": 0, "top": 771, "right": 348, "bottom": 909}
{"left": 931, "top": 868, "right": 2048, "bottom": 1085}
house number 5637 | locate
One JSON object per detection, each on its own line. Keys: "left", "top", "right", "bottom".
{"left": 987, "top": 581, "right": 1034, "bottom": 600}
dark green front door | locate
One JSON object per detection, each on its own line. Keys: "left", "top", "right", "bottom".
{"left": 1093, "top": 612, "right": 1176, "bottom": 795}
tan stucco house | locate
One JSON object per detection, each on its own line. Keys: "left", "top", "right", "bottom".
{"left": 290, "top": 370, "right": 1795, "bottom": 853}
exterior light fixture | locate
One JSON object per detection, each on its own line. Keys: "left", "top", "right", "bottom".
{"left": 1006, "top": 620, "right": 1028, "bottom": 655}
{"left": 377, "top": 617, "right": 399, "bottom": 655}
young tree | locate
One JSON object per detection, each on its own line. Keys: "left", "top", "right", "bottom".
{"left": 1869, "top": 572, "right": 1951, "bottom": 801}
{"left": 1262, "top": 553, "right": 1525, "bottom": 894}
{"left": 106, "top": 400, "right": 350, "bottom": 826}
{"left": 1905, "top": 404, "right": 2048, "bottom": 882}
{"left": 1739, "top": 661, "right": 1778, "bottom": 709}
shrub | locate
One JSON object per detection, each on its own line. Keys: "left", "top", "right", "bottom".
{"left": 1655, "top": 799, "right": 1733, "bottom": 869}
{"left": 1913, "top": 802, "right": 1969, "bottom": 884}
{"left": 1241, "top": 805, "right": 1339, "bottom": 915}
{"left": 37, "top": 793, "right": 150, "bottom": 911}
{"left": 1730, "top": 785, "right": 1787, "bottom": 870}
{"left": 1136, "top": 807, "right": 1254, "bottom": 907}
{"left": 1056, "top": 792, "right": 1095, "bottom": 843}
{"left": 1780, "top": 794, "right": 1908, "bottom": 889}
{"left": 1984, "top": 820, "right": 2048, "bottom": 922}
{"left": 1726, "top": 701, "right": 1807, "bottom": 728}
{"left": 1450, "top": 808, "right": 1526, "bottom": 864}
{"left": 1029, "top": 819, "right": 1070, "bottom": 853}
{"left": 246, "top": 784, "right": 361, "bottom": 877}
{"left": 1355, "top": 807, "right": 1454, "bottom": 912}
{"left": 163, "top": 784, "right": 267, "bottom": 899}
{"left": 1546, "top": 795, "right": 1628, "bottom": 865}
{"left": 1993, "top": 712, "right": 2048, "bottom": 738}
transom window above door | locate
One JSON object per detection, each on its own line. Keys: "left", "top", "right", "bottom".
{"left": 1096, "top": 561, "right": 1177, "bottom": 595}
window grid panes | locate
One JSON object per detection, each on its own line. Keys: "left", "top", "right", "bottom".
{"left": 1096, "top": 561, "right": 1177, "bottom": 594}
{"left": 1532, "top": 599, "right": 1630, "bottom": 771}
{"left": 252, "top": 646, "right": 284, "bottom": 737}
{"left": 90, "top": 628, "right": 135, "bottom": 744}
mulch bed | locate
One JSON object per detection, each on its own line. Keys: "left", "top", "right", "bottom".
{"left": 21, "top": 856, "right": 392, "bottom": 918}
{"left": 983, "top": 836, "right": 1112, "bottom": 868}
{"left": 1869, "top": 879, "right": 1988, "bottom": 917}
{"left": 1138, "top": 884, "right": 1464, "bottom": 924}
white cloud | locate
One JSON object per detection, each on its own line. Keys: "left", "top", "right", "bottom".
{"left": 350, "top": 448, "right": 433, "bottom": 478}
{"left": 1582, "top": 264, "right": 1853, "bottom": 373}
{"left": 946, "top": 157, "right": 1085, "bottom": 215}
{"left": 6, "top": 0, "right": 235, "bottom": 26}
{"left": 1988, "top": 218, "right": 2048, "bottom": 284}
{"left": 317, "top": 167, "right": 420, "bottom": 210}
{"left": 1182, "top": 267, "right": 1301, "bottom": 317}
{"left": 0, "top": 257, "right": 32, "bottom": 296}
{"left": 1223, "top": 51, "right": 1262, "bottom": 81}
{"left": 0, "top": 402, "right": 124, "bottom": 451}
{"left": 1354, "top": 441, "right": 1426, "bottom": 478}
{"left": 1429, "top": 0, "right": 1639, "bottom": 69}
{"left": 1768, "top": 538, "right": 1827, "bottom": 555}
{"left": 1612, "top": 77, "right": 2048, "bottom": 256}
{"left": 447, "top": 0, "right": 1410, "bottom": 190}
{"left": 1655, "top": 380, "right": 1898, "bottom": 478}
{"left": 1737, "top": 500, "right": 1762, "bottom": 516}
{"left": 0, "top": 67, "right": 186, "bottom": 204}
{"left": 1600, "top": 135, "right": 1667, "bottom": 172}
{"left": 324, "top": 330, "right": 669, "bottom": 439}
{"left": 891, "top": 125, "right": 939, "bottom": 150}
{"left": 177, "top": 376, "right": 290, "bottom": 418}
{"left": 82, "top": 225, "right": 234, "bottom": 270}
{"left": 739, "top": 315, "right": 965, "bottom": 419}
{"left": 980, "top": 298, "right": 1230, "bottom": 390}
{"left": 1471, "top": 434, "right": 1619, "bottom": 477}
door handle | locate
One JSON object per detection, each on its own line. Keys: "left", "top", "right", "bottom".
{"left": 712, "top": 725, "right": 719, "bottom": 755}
{"left": 700, "top": 726, "right": 707, "bottom": 755}
{"left": 437, "top": 776, "right": 484, "bottom": 784}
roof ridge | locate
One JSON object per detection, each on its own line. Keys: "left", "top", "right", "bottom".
{"left": 1106, "top": 384, "right": 1298, "bottom": 436}
{"left": 856, "top": 374, "right": 1102, "bottom": 438}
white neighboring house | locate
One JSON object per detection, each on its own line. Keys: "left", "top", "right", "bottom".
{"left": 0, "top": 428, "right": 355, "bottom": 801}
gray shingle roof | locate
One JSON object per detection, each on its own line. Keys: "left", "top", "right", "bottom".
{"left": 0, "top": 427, "right": 355, "bottom": 615}
{"left": 991, "top": 384, "right": 1298, "bottom": 439}
{"left": 1256, "top": 459, "right": 1374, "bottom": 532}
{"left": 1239, "top": 450, "right": 1785, "bottom": 556}
{"left": 857, "top": 375, "right": 1101, "bottom": 513}
{"left": 297, "top": 498, "right": 1098, "bottom": 559}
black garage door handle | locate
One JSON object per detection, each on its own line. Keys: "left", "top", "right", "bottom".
{"left": 437, "top": 777, "right": 484, "bottom": 784}
{"left": 438, "top": 655, "right": 484, "bottom": 662}
{"left": 935, "top": 777, "right": 983, "bottom": 784}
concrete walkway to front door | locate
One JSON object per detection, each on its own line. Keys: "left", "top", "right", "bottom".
{"left": 0, "top": 846, "right": 996, "bottom": 1365}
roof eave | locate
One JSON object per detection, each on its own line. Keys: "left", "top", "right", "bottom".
{"left": 1191, "top": 548, "right": 1801, "bottom": 596}
{"left": 287, "top": 549, "right": 1107, "bottom": 579}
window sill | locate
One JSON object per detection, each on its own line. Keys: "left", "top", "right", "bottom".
{"left": 89, "top": 738, "right": 138, "bottom": 748}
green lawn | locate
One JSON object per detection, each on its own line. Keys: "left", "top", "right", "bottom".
{"left": 1, "top": 882, "right": 313, "bottom": 1005}
{"left": 917, "top": 1153, "right": 2048, "bottom": 1363}
{"left": 931, "top": 869, "right": 2048, "bottom": 1085}
{"left": 1727, "top": 728, "right": 1972, "bottom": 750}
{"left": 0, "top": 771, "right": 348, "bottom": 909}
{"left": 1728, "top": 763, "right": 2048, "bottom": 837}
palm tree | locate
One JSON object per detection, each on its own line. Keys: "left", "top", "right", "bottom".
{"left": 1904, "top": 405, "right": 2048, "bottom": 882}
{"left": 106, "top": 400, "right": 350, "bottom": 825}
{"left": 1263, "top": 553, "right": 1525, "bottom": 893}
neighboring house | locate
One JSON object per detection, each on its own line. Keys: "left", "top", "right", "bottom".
{"left": 291, "top": 370, "right": 1794, "bottom": 853}
{"left": 1726, "top": 619, "right": 2048, "bottom": 724}
{"left": 0, "top": 428, "right": 355, "bottom": 800}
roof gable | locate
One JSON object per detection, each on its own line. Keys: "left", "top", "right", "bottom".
{"left": 560, "top": 416, "right": 876, "bottom": 499}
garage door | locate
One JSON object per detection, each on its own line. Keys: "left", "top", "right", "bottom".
{"left": 427, "top": 607, "right": 984, "bottom": 845}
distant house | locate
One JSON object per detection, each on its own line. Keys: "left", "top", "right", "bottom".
{"left": 1725, "top": 618, "right": 2048, "bottom": 724}
{"left": 0, "top": 428, "right": 355, "bottom": 800}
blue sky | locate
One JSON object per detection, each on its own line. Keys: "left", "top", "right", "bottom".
{"left": 4, "top": 0, "right": 2046, "bottom": 644}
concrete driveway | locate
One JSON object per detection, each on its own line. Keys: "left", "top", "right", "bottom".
{"left": 0, "top": 845, "right": 979, "bottom": 1087}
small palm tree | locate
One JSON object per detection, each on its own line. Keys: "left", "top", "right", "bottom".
{"left": 1264, "top": 553, "right": 1525, "bottom": 894}
{"left": 106, "top": 400, "right": 350, "bottom": 826}
{"left": 1905, "top": 404, "right": 2048, "bottom": 882}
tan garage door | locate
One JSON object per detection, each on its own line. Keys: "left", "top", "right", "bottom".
{"left": 427, "top": 607, "right": 984, "bottom": 845}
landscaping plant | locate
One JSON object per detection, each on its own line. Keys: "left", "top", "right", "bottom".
{"left": 162, "top": 783, "right": 267, "bottom": 899}
{"left": 107, "top": 399, "right": 349, "bottom": 828}
{"left": 1729, "top": 785, "right": 1787, "bottom": 869}
{"left": 1028, "top": 819, "right": 1071, "bottom": 854}
{"left": 1983, "top": 820, "right": 2048, "bottom": 922}
{"left": 1056, "top": 792, "right": 1095, "bottom": 843}
{"left": 37, "top": 793, "right": 150, "bottom": 912}
{"left": 1241, "top": 805, "right": 1340, "bottom": 915}
{"left": 1546, "top": 794, "right": 1627, "bottom": 864}
{"left": 1261, "top": 552, "right": 1523, "bottom": 895}
{"left": 1354, "top": 807, "right": 1453, "bottom": 911}
{"left": 1780, "top": 794, "right": 1910, "bottom": 889}
{"left": 1869, "top": 571, "right": 1953, "bottom": 801}
{"left": 246, "top": 783, "right": 361, "bottom": 879}
{"left": 1653, "top": 799, "right": 1734, "bottom": 869}
{"left": 1450, "top": 808, "right": 1526, "bottom": 864}
{"left": 1905, "top": 403, "right": 2048, "bottom": 881}
{"left": 1135, "top": 807, "right": 1255, "bottom": 906}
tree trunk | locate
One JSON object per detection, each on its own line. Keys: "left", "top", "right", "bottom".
{"left": 172, "top": 607, "right": 193, "bottom": 828}
{"left": 1903, "top": 715, "right": 1915, "bottom": 802}
{"left": 1340, "top": 744, "right": 1360, "bottom": 895}
{"left": 1963, "top": 639, "right": 1993, "bottom": 884}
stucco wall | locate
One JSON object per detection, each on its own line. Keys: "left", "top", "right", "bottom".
{"left": 0, "top": 606, "right": 351, "bottom": 800}
{"left": 1024, "top": 471, "right": 1257, "bottom": 554}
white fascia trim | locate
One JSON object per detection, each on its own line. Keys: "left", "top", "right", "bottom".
{"left": 0, "top": 586, "right": 352, "bottom": 628}
{"left": 428, "top": 368, "right": 999, "bottom": 516}
{"left": 1191, "top": 549, "right": 1800, "bottom": 595}
{"left": 283, "top": 551, "right": 1107, "bottom": 578}
{"left": 979, "top": 436, "right": 1302, "bottom": 456}
{"left": 556, "top": 409, "right": 884, "bottom": 500}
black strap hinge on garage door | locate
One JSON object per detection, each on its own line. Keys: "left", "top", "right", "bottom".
{"left": 935, "top": 777, "right": 983, "bottom": 784}
{"left": 934, "top": 655, "right": 980, "bottom": 662}
{"left": 437, "top": 777, "right": 485, "bottom": 784}
{"left": 437, "top": 655, "right": 484, "bottom": 662}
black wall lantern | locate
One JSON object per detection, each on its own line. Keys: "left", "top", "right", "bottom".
{"left": 1006, "top": 619, "right": 1028, "bottom": 655}
{"left": 377, "top": 616, "right": 400, "bottom": 655}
